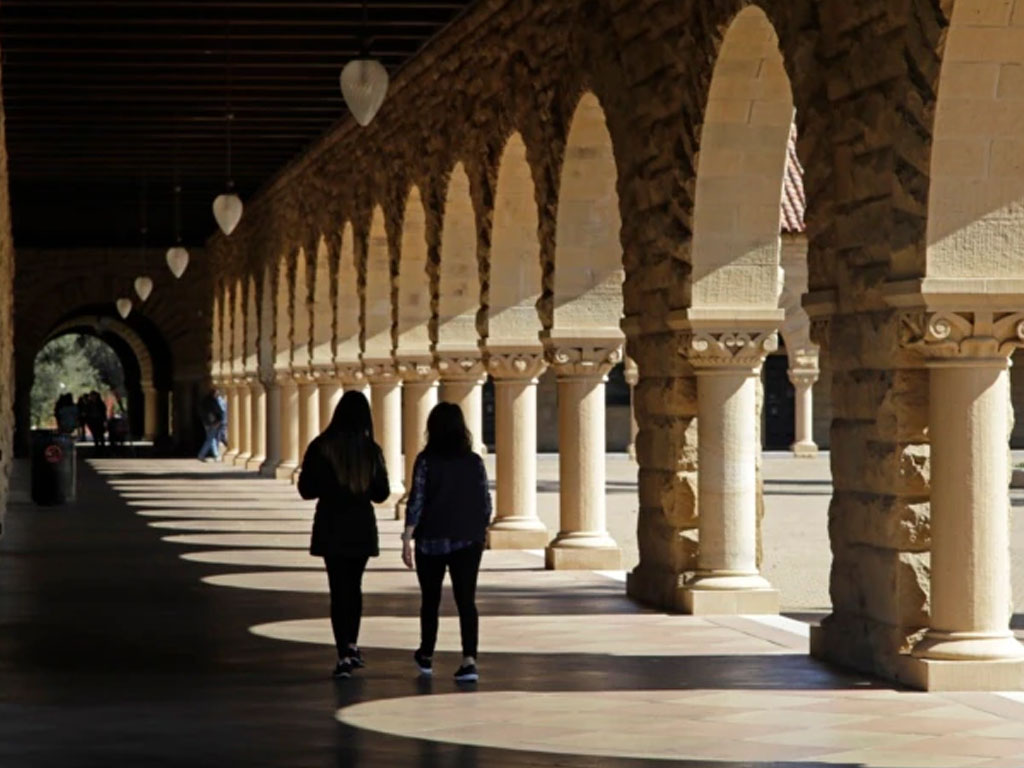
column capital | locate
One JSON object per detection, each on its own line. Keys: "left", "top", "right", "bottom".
{"left": 788, "top": 367, "right": 819, "bottom": 388}
{"left": 435, "top": 353, "right": 486, "bottom": 383}
{"left": 545, "top": 342, "right": 623, "bottom": 379}
{"left": 679, "top": 327, "right": 778, "bottom": 372}
{"left": 395, "top": 357, "right": 440, "bottom": 384}
{"left": 899, "top": 310, "right": 1024, "bottom": 363}
{"left": 485, "top": 349, "right": 547, "bottom": 381}
{"left": 623, "top": 355, "right": 639, "bottom": 387}
{"left": 310, "top": 364, "right": 336, "bottom": 382}
{"left": 335, "top": 360, "right": 367, "bottom": 387}
{"left": 362, "top": 358, "right": 400, "bottom": 384}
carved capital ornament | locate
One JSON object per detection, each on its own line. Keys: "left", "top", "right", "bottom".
{"left": 680, "top": 328, "right": 778, "bottom": 371}
{"left": 899, "top": 310, "right": 1024, "bottom": 362}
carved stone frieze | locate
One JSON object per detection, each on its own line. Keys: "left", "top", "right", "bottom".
{"left": 435, "top": 354, "right": 487, "bottom": 382}
{"left": 679, "top": 328, "right": 778, "bottom": 370}
{"left": 485, "top": 350, "right": 547, "bottom": 381}
{"left": 335, "top": 361, "right": 366, "bottom": 386}
{"left": 395, "top": 357, "right": 440, "bottom": 383}
{"left": 545, "top": 344, "right": 623, "bottom": 379}
{"left": 362, "top": 359, "right": 399, "bottom": 384}
{"left": 899, "top": 310, "right": 1024, "bottom": 360}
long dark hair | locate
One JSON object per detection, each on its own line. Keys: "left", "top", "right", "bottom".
{"left": 424, "top": 402, "right": 472, "bottom": 458}
{"left": 320, "top": 391, "right": 377, "bottom": 493}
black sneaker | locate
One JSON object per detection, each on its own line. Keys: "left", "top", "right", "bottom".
{"left": 347, "top": 647, "right": 365, "bottom": 668}
{"left": 413, "top": 649, "right": 433, "bottom": 676}
{"left": 332, "top": 659, "right": 354, "bottom": 679}
{"left": 454, "top": 663, "right": 478, "bottom": 683}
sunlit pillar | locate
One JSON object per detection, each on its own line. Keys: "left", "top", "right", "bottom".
{"left": 485, "top": 350, "right": 548, "bottom": 549}
{"left": 398, "top": 360, "right": 439, "bottom": 496}
{"left": 294, "top": 376, "right": 320, "bottom": 481}
{"left": 274, "top": 376, "right": 300, "bottom": 480}
{"left": 623, "top": 356, "right": 639, "bottom": 461}
{"left": 247, "top": 380, "right": 267, "bottom": 471}
{"left": 364, "top": 361, "right": 404, "bottom": 503}
{"left": 233, "top": 381, "right": 253, "bottom": 467}
{"left": 788, "top": 365, "right": 819, "bottom": 457}
{"left": 223, "top": 384, "right": 241, "bottom": 462}
{"left": 680, "top": 327, "right": 779, "bottom": 615}
{"left": 317, "top": 374, "right": 342, "bottom": 433}
{"left": 544, "top": 344, "right": 623, "bottom": 570}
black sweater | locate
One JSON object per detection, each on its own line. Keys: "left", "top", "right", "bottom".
{"left": 297, "top": 435, "right": 390, "bottom": 558}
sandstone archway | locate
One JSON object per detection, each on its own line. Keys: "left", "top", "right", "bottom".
{"left": 335, "top": 222, "right": 361, "bottom": 375}
{"left": 395, "top": 185, "right": 431, "bottom": 364}
{"left": 436, "top": 163, "right": 478, "bottom": 353}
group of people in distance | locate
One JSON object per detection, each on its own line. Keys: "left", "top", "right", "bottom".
{"left": 298, "top": 392, "right": 490, "bottom": 684}
{"left": 54, "top": 390, "right": 122, "bottom": 447}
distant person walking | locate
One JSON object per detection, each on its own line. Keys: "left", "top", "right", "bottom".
{"left": 54, "top": 393, "right": 78, "bottom": 436}
{"left": 402, "top": 402, "right": 491, "bottom": 683}
{"left": 297, "top": 391, "right": 390, "bottom": 679}
{"left": 197, "top": 387, "right": 226, "bottom": 461}
{"left": 84, "top": 391, "right": 107, "bottom": 448}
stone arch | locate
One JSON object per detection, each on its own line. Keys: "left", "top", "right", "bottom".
{"left": 363, "top": 205, "right": 392, "bottom": 361}
{"left": 311, "top": 235, "right": 333, "bottom": 368}
{"left": 274, "top": 253, "right": 291, "bottom": 372}
{"left": 551, "top": 91, "right": 623, "bottom": 338}
{"left": 335, "top": 222, "right": 360, "bottom": 365}
{"left": 292, "top": 244, "right": 312, "bottom": 369}
{"left": 486, "top": 132, "right": 542, "bottom": 348}
{"left": 924, "top": 1, "right": 1024, "bottom": 281}
{"left": 395, "top": 185, "right": 431, "bottom": 359}
{"left": 437, "top": 163, "right": 478, "bottom": 352}
{"left": 690, "top": 5, "right": 794, "bottom": 311}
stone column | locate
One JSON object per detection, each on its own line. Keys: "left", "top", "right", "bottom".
{"left": 544, "top": 343, "right": 623, "bottom": 570}
{"left": 788, "top": 364, "right": 819, "bottom": 457}
{"left": 485, "top": 351, "right": 548, "bottom": 548}
{"left": 274, "top": 375, "right": 300, "bottom": 480}
{"left": 294, "top": 375, "right": 320, "bottom": 481}
{"left": 623, "top": 356, "right": 639, "bottom": 461}
{"left": 899, "top": 310, "right": 1024, "bottom": 690}
{"left": 142, "top": 384, "right": 159, "bottom": 442}
{"left": 233, "top": 380, "right": 253, "bottom": 467}
{"left": 223, "top": 384, "right": 241, "bottom": 462}
{"left": 364, "top": 361, "right": 405, "bottom": 502}
{"left": 680, "top": 328, "right": 779, "bottom": 614}
{"left": 398, "top": 360, "right": 440, "bottom": 499}
{"left": 317, "top": 372, "right": 343, "bottom": 432}
{"left": 246, "top": 380, "right": 267, "bottom": 471}
{"left": 259, "top": 378, "right": 281, "bottom": 477}
{"left": 437, "top": 354, "right": 487, "bottom": 454}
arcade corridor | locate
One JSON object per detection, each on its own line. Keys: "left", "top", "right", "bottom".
{"left": 4, "top": 457, "right": 1024, "bottom": 767}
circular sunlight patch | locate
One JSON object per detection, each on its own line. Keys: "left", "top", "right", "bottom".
{"left": 149, "top": 519, "right": 313, "bottom": 533}
{"left": 163, "top": 533, "right": 310, "bottom": 549}
{"left": 337, "top": 689, "right": 1022, "bottom": 767}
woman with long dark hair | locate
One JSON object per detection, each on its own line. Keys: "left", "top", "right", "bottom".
{"left": 401, "top": 402, "right": 491, "bottom": 683}
{"left": 298, "top": 390, "right": 390, "bottom": 678}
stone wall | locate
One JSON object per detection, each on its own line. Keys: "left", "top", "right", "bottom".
{"left": 12, "top": 248, "right": 212, "bottom": 454}
{"left": 0, "top": 63, "right": 14, "bottom": 534}
{"left": 201, "top": 0, "right": 986, "bottom": 683}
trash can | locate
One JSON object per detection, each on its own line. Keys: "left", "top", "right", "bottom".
{"left": 30, "top": 430, "right": 77, "bottom": 506}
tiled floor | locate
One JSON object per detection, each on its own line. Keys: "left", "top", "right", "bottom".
{"left": 3, "top": 455, "right": 1024, "bottom": 767}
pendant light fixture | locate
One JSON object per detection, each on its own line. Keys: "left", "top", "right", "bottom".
{"left": 134, "top": 178, "right": 154, "bottom": 302}
{"left": 213, "top": 19, "right": 243, "bottom": 235}
{"left": 340, "top": 1, "right": 389, "bottom": 127}
{"left": 166, "top": 180, "right": 190, "bottom": 279}
{"left": 116, "top": 297, "right": 133, "bottom": 319}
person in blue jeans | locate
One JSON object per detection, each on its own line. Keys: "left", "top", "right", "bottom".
{"left": 197, "top": 387, "right": 226, "bottom": 461}
{"left": 401, "top": 402, "right": 491, "bottom": 683}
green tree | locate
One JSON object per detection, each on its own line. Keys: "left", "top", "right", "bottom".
{"left": 30, "top": 335, "right": 124, "bottom": 427}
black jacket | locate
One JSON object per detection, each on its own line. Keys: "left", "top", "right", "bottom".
{"left": 412, "top": 452, "right": 491, "bottom": 543}
{"left": 297, "top": 435, "right": 390, "bottom": 558}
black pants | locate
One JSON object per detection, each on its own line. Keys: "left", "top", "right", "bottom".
{"left": 323, "top": 555, "right": 370, "bottom": 658}
{"left": 415, "top": 544, "right": 483, "bottom": 659}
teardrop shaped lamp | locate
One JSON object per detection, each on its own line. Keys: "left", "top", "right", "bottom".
{"left": 134, "top": 276, "right": 154, "bottom": 302}
{"left": 340, "top": 59, "right": 389, "bottom": 127}
{"left": 116, "top": 298, "right": 133, "bottom": 319}
{"left": 166, "top": 246, "right": 190, "bottom": 279}
{"left": 213, "top": 193, "right": 243, "bottom": 236}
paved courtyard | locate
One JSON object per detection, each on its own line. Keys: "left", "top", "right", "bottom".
{"left": 3, "top": 454, "right": 1024, "bottom": 766}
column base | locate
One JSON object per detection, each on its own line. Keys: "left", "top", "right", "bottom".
{"left": 222, "top": 450, "right": 240, "bottom": 464}
{"left": 545, "top": 533, "right": 622, "bottom": 570}
{"left": 791, "top": 440, "right": 818, "bottom": 457}
{"left": 290, "top": 466, "right": 301, "bottom": 485}
{"left": 233, "top": 453, "right": 252, "bottom": 468}
{"left": 912, "top": 630, "right": 1024, "bottom": 662}
{"left": 487, "top": 520, "right": 550, "bottom": 550}
{"left": 274, "top": 461, "right": 298, "bottom": 480}
{"left": 896, "top": 655, "right": 1024, "bottom": 691}
{"left": 680, "top": 572, "right": 779, "bottom": 615}
{"left": 246, "top": 455, "right": 266, "bottom": 472}
{"left": 626, "top": 566, "right": 685, "bottom": 610}
{"left": 259, "top": 459, "right": 278, "bottom": 478}
{"left": 680, "top": 587, "right": 780, "bottom": 615}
